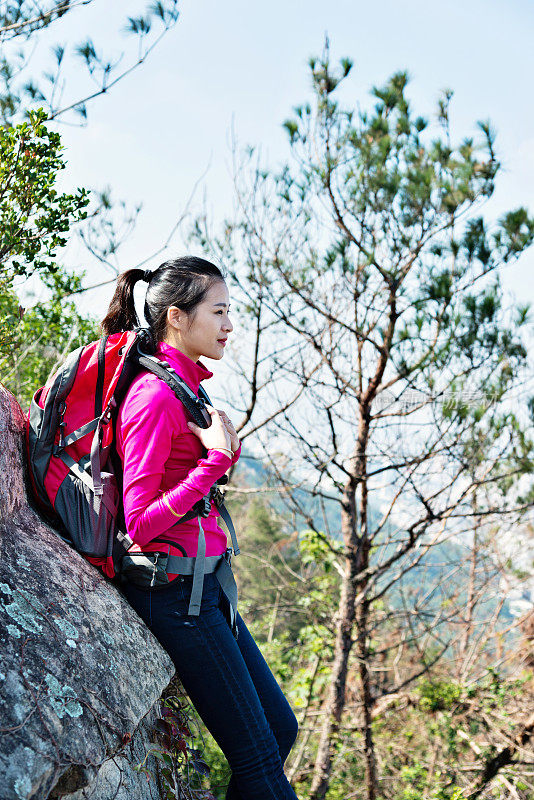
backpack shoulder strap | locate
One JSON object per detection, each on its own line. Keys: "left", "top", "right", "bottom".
{"left": 136, "top": 354, "right": 211, "bottom": 428}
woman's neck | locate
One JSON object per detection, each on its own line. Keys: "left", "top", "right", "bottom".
{"left": 162, "top": 336, "right": 199, "bottom": 364}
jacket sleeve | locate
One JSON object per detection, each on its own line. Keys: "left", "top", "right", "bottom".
{"left": 118, "top": 378, "right": 232, "bottom": 548}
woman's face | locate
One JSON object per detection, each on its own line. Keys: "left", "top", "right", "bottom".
{"left": 165, "top": 280, "right": 233, "bottom": 362}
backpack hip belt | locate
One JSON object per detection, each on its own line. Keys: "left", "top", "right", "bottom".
{"left": 127, "top": 484, "right": 241, "bottom": 637}
{"left": 122, "top": 536, "right": 239, "bottom": 638}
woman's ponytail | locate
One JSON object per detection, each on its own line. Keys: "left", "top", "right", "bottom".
{"left": 100, "top": 269, "right": 145, "bottom": 336}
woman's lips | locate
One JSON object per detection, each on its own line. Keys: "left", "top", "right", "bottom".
{"left": 218, "top": 339, "right": 227, "bottom": 346}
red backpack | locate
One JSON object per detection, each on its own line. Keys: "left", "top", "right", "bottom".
{"left": 25, "top": 328, "right": 223, "bottom": 579}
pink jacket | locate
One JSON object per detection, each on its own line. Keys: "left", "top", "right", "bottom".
{"left": 115, "top": 341, "right": 241, "bottom": 560}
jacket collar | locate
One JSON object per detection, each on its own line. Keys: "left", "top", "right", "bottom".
{"left": 155, "top": 341, "right": 213, "bottom": 393}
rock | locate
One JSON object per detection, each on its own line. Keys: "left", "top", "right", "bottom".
{"left": 51, "top": 706, "right": 162, "bottom": 800}
{"left": 0, "top": 386, "right": 175, "bottom": 800}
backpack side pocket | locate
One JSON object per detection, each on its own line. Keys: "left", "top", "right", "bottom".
{"left": 54, "top": 469, "right": 119, "bottom": 558}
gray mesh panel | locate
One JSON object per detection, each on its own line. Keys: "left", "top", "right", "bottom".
{"left": 54, "top": 469, "right": 119, "bottom": 558}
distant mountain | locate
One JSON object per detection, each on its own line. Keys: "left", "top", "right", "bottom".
{"left": 232, "top": 449, "right": 518, "bottom": 630}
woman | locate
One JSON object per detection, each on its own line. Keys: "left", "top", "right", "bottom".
{"left": 100, "top": 256, "right": 299, "bottom": 800}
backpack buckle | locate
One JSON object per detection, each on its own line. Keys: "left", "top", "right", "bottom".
{"left": 150, "top": 552, "right": 159, "bottom": 587}
{"left": 210, "top": 486, "right": 224, "bottom": 507}
{"left": 199, "top": 496, "right": 211, "bottom": 517}
{"left": 54, "top": 400, "right": 67, "bottom": 455}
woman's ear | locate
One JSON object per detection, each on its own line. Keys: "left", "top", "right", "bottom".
{"left": 166, "top": 306, "right": 184, "bottom": 332}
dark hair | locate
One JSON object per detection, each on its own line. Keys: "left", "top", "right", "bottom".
{"left": 100, "top": 256, "right": 225, "bottom": 342}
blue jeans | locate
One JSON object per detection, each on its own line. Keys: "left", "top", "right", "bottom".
{"left": 122, "top": 571, "right": 299, "bottom": 800}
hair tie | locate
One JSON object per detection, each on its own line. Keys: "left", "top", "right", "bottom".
{"left": 143, "top": 269, "right": 153, "bottom": 283}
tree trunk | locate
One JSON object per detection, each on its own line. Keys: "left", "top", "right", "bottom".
{"left": 309, "top": 530, "right": 359, "bottom": 800}
{"left": 356, "top": 595, "right": 377, "bottom": 800}
{"left": 310, "top": 415, "right": 376, "bottom": 800}
{"left": 310, "top": 421, "right": 370, "bottom": 800}
{"left": 355, "top": 470, "right": 377, "bottom": 800}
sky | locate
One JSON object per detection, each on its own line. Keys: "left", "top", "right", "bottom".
{"left": 13, "top": 0, "right": 533, "bottom": 319}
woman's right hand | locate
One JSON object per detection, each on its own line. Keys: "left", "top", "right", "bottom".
{"left": 186, "top": 405, "right": 233, "bottom": 453}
